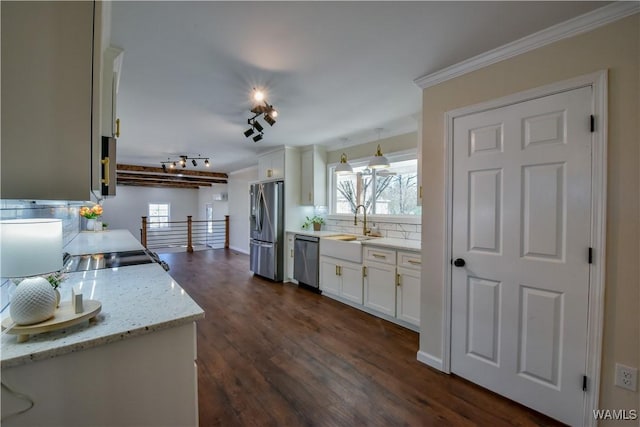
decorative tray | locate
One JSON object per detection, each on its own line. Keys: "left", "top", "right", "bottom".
{"left": 1, "top": 300, "right": 102, "bottom": 343}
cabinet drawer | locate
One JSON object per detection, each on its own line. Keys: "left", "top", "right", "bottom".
{"left": 398, "top": 251, "right": 421, "bottom": 271}
{"left": 364, "top": 247, "right": 396, "bottom": 265}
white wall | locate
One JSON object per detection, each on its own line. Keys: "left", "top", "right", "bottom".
{"left": 227, "top": 166, "right": 257, "bottom": 254}
{"left": 197, "top": 185, "right": 228, "bottom": 220}
{"left": 101, "top": 186, "right": 199, "bottom": 241}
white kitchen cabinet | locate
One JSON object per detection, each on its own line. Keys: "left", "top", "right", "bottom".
{"left": 363, "top": 247, "right": 421, "bottom": 327}
{"left": 258, "top": 149, "right": 285, "bottom": 181}
{"left": 286, "top": 233, "right": 295, "bottom": 282}
{"left": 1, "top": 1, "right": 106, "bottom": 201}
{"left": 102, "top": 46, "right": 124, "bottom": 138}
{"left": 396, "top": 250, "right": 421, "bottom": 327}
{"left": 320, "top": 255, "right": 362, "bottom": 303}
{"left": 300, "top": 146, "right": 326, "bottom": 206}
{"left": 363, "top": 260, "right": 397, "bottom": 317}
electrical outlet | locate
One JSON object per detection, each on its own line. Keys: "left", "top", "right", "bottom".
{"left": 615, "top": 363, "right": 638, "bottom": 391}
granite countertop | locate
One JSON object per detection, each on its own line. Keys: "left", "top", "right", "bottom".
{"left": 1, "top": 230, "right": 204, "bottom": 368}
{"left": 64, "top": 229, "right": 144, "bottom": 255}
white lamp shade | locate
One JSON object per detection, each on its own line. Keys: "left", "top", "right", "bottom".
{"left": 369, "top": 144, "right": 390, "bottom": 169}
{"left": 1, "top": 219, "right": 63, "bottom": 278}
{"left": 335, "top": 153, "right": 353, "bottom": 174}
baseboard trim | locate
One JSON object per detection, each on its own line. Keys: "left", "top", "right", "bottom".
{"left": 417, "top": 350, "right": 444, "bottom": 372}
{"left": 228, "top": 246, "right": 249, "bottom": 255}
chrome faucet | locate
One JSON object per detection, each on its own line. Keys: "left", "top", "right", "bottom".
{"left": 354, "top": 204, "right": 369, "bottom": 236}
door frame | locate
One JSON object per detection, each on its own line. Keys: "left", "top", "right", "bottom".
{"left": 442, "top": 70, "right": 607, "bottom": 426}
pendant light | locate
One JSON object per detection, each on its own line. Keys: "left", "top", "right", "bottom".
{"left": 369, "top": 128, "right": 389, "bottom": 169}
{"left": 334, "top": 138, "right": 353, "bottom": 174}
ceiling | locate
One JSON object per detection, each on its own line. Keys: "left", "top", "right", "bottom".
{"left": 111, "top": 1, "right": 607, "bottom": 173}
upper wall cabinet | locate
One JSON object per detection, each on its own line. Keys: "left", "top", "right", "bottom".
{"left": 258, "top": 150, "right": 285, "bottom": 181}
{"left": 102, "top": 47, "right": 124, "bottom": 138}
{"left": 1, "top": 1, "right": 105, "bottom": 201}
{"left": 300, "top": 146, "right": 326, "bottom": 206}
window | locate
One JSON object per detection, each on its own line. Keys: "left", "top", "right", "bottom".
{"left": 148, "top": 203, "right": 170, "bottom": 228}
{"left": 331, "top": 153, "right": 420, "bottom": 216}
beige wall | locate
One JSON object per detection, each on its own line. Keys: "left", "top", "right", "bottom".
{"left": 420, "top": 14, "right": 639, "bottom": 416}
{"left": 326, "top": 131, "right": 418, "bottom": 164}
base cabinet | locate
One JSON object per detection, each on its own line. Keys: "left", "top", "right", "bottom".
{"left": 363, "top": 261, "right": 396, "bottom": 317}
{"left": 320, "top": 256, "right": 363, "bottom": 304}
{"left": 286, "top": 233, "right": 295, "bottom": 282}
{"left": 396, "top": 267, "right": 421, "bottom": 326}
{"left": 1, "top": 323, "right": 198, "bottom": 426}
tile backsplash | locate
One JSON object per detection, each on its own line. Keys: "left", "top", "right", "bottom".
{"left": 323, "top": 217, "right": 421, "bottom": 241}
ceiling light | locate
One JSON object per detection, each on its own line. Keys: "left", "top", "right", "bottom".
{"left": 244, "top": 127, "right": 255, "bottom": 138}
{"left": 253, "top": 89, "right": 264, "bottom": 102}
{"left": 263, "top": 113, "right": 276, "bottom": 126}
{"left": 335, "top": 153, "right": 353, "bottom": 174}
{"left": 369, "top": 129, "right": 389, "bottom": 169}
{"left": 161, "top": 155, "right": 210, "bottom": 170}
{"left": 369, "top": 144, "right": 390, "bottom": 169}
{"left": 270, "top": 109, "right": 278, "bottom": 118}
{"left": 253, "top": 133, "right": 263, "bottom": 143}
{"left": 253, "top": 120, "right": 264, "bottom": 133}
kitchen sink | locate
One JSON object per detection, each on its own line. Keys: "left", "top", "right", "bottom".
{"left": 320, "top": 234, "right": 378, "bottom": 263}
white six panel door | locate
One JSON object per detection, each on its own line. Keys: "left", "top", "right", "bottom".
{"left": 451, "top": 86, "right": 592, "bottom": 426}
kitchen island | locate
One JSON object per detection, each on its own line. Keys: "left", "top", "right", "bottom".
{"left": 1, "top": 230, "right": 204, "bottom": 426}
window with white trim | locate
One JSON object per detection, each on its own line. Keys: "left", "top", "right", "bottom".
{"left": 148, "top": 203, "right": 170, "bottom": 228}
{"left": 330, "top": 152, "right": 420, "bottom": 216}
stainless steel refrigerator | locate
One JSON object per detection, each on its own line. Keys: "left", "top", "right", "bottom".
{"left": 249, "top": 181, "right": 284, "bottom": 281}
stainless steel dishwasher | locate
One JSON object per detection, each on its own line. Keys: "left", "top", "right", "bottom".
{"left": 293, "top": 234, "right": 320, "bottom": 290}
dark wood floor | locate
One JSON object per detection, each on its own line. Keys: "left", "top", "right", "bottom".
{"left": 160, "top": 249, "right": 562, "bottom": 427}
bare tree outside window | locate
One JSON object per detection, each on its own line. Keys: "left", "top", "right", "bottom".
{"left": 334, "top": 158, "right": 418, "bottom": 215}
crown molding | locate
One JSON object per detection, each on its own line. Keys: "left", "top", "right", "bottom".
{"left": 414, "top": 2, "right": 639, "bottom": 89}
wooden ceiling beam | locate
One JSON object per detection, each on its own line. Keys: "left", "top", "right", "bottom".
{"left": 117, "top": 173, "right": 225, "bottom": 185}
{"left": 117, "top": 180, "right": 202, "bottom": 189}
{"left": 117, "top": 164, "right": 228, "bottom": 179}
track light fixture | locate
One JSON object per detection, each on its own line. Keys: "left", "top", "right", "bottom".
{"left": 243, "top": 88, "right": 278, "bottom": 141}
{"left": 161, "top": 154, "right": 211, "bottom": 170}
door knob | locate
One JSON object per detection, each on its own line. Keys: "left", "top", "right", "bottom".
{"left": 452, "top": 258, "right": 466, "bottom": 267}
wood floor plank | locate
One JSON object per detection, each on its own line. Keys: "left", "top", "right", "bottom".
{"left": 160, "top": 249, "right": 564, "bottom": 426}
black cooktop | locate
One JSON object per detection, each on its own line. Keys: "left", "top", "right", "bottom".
{"left": 64, "top": 250, "right": 155, "bottom": 272}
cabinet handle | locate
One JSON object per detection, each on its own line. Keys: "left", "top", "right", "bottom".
{"left": 407, "top": 259, "right": 421, "bottom": 265}
{"left": 396, "top": 273, "right": 401, "bottom": 286}
{"left": 115, "top": 118, "right": 121, "bottom": 138}
{"left": 372, "top": 253, "right": 386, "bottom": 259}
{"left": 267, "top": 169, "right": 273, "bottom": 178}
{"left": 101, "top": 157, "right": 110, "bottom": 186}
{"left": 419, "top": 185, "right": 423, "bottom": 199}
{"left": 362, "top": 266, "right": 367, "bottom": 277}
{"left": 290, "top": 249, "right": 293, "bottom": 258}
{"left": 335, "top": 265, "right": 338, "bottom": 276}
{"left": 308, "top": 192, "right": 312, "bottom": 202}
{"left": 338, "top": 266, "right": 342, "bottom": 276}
